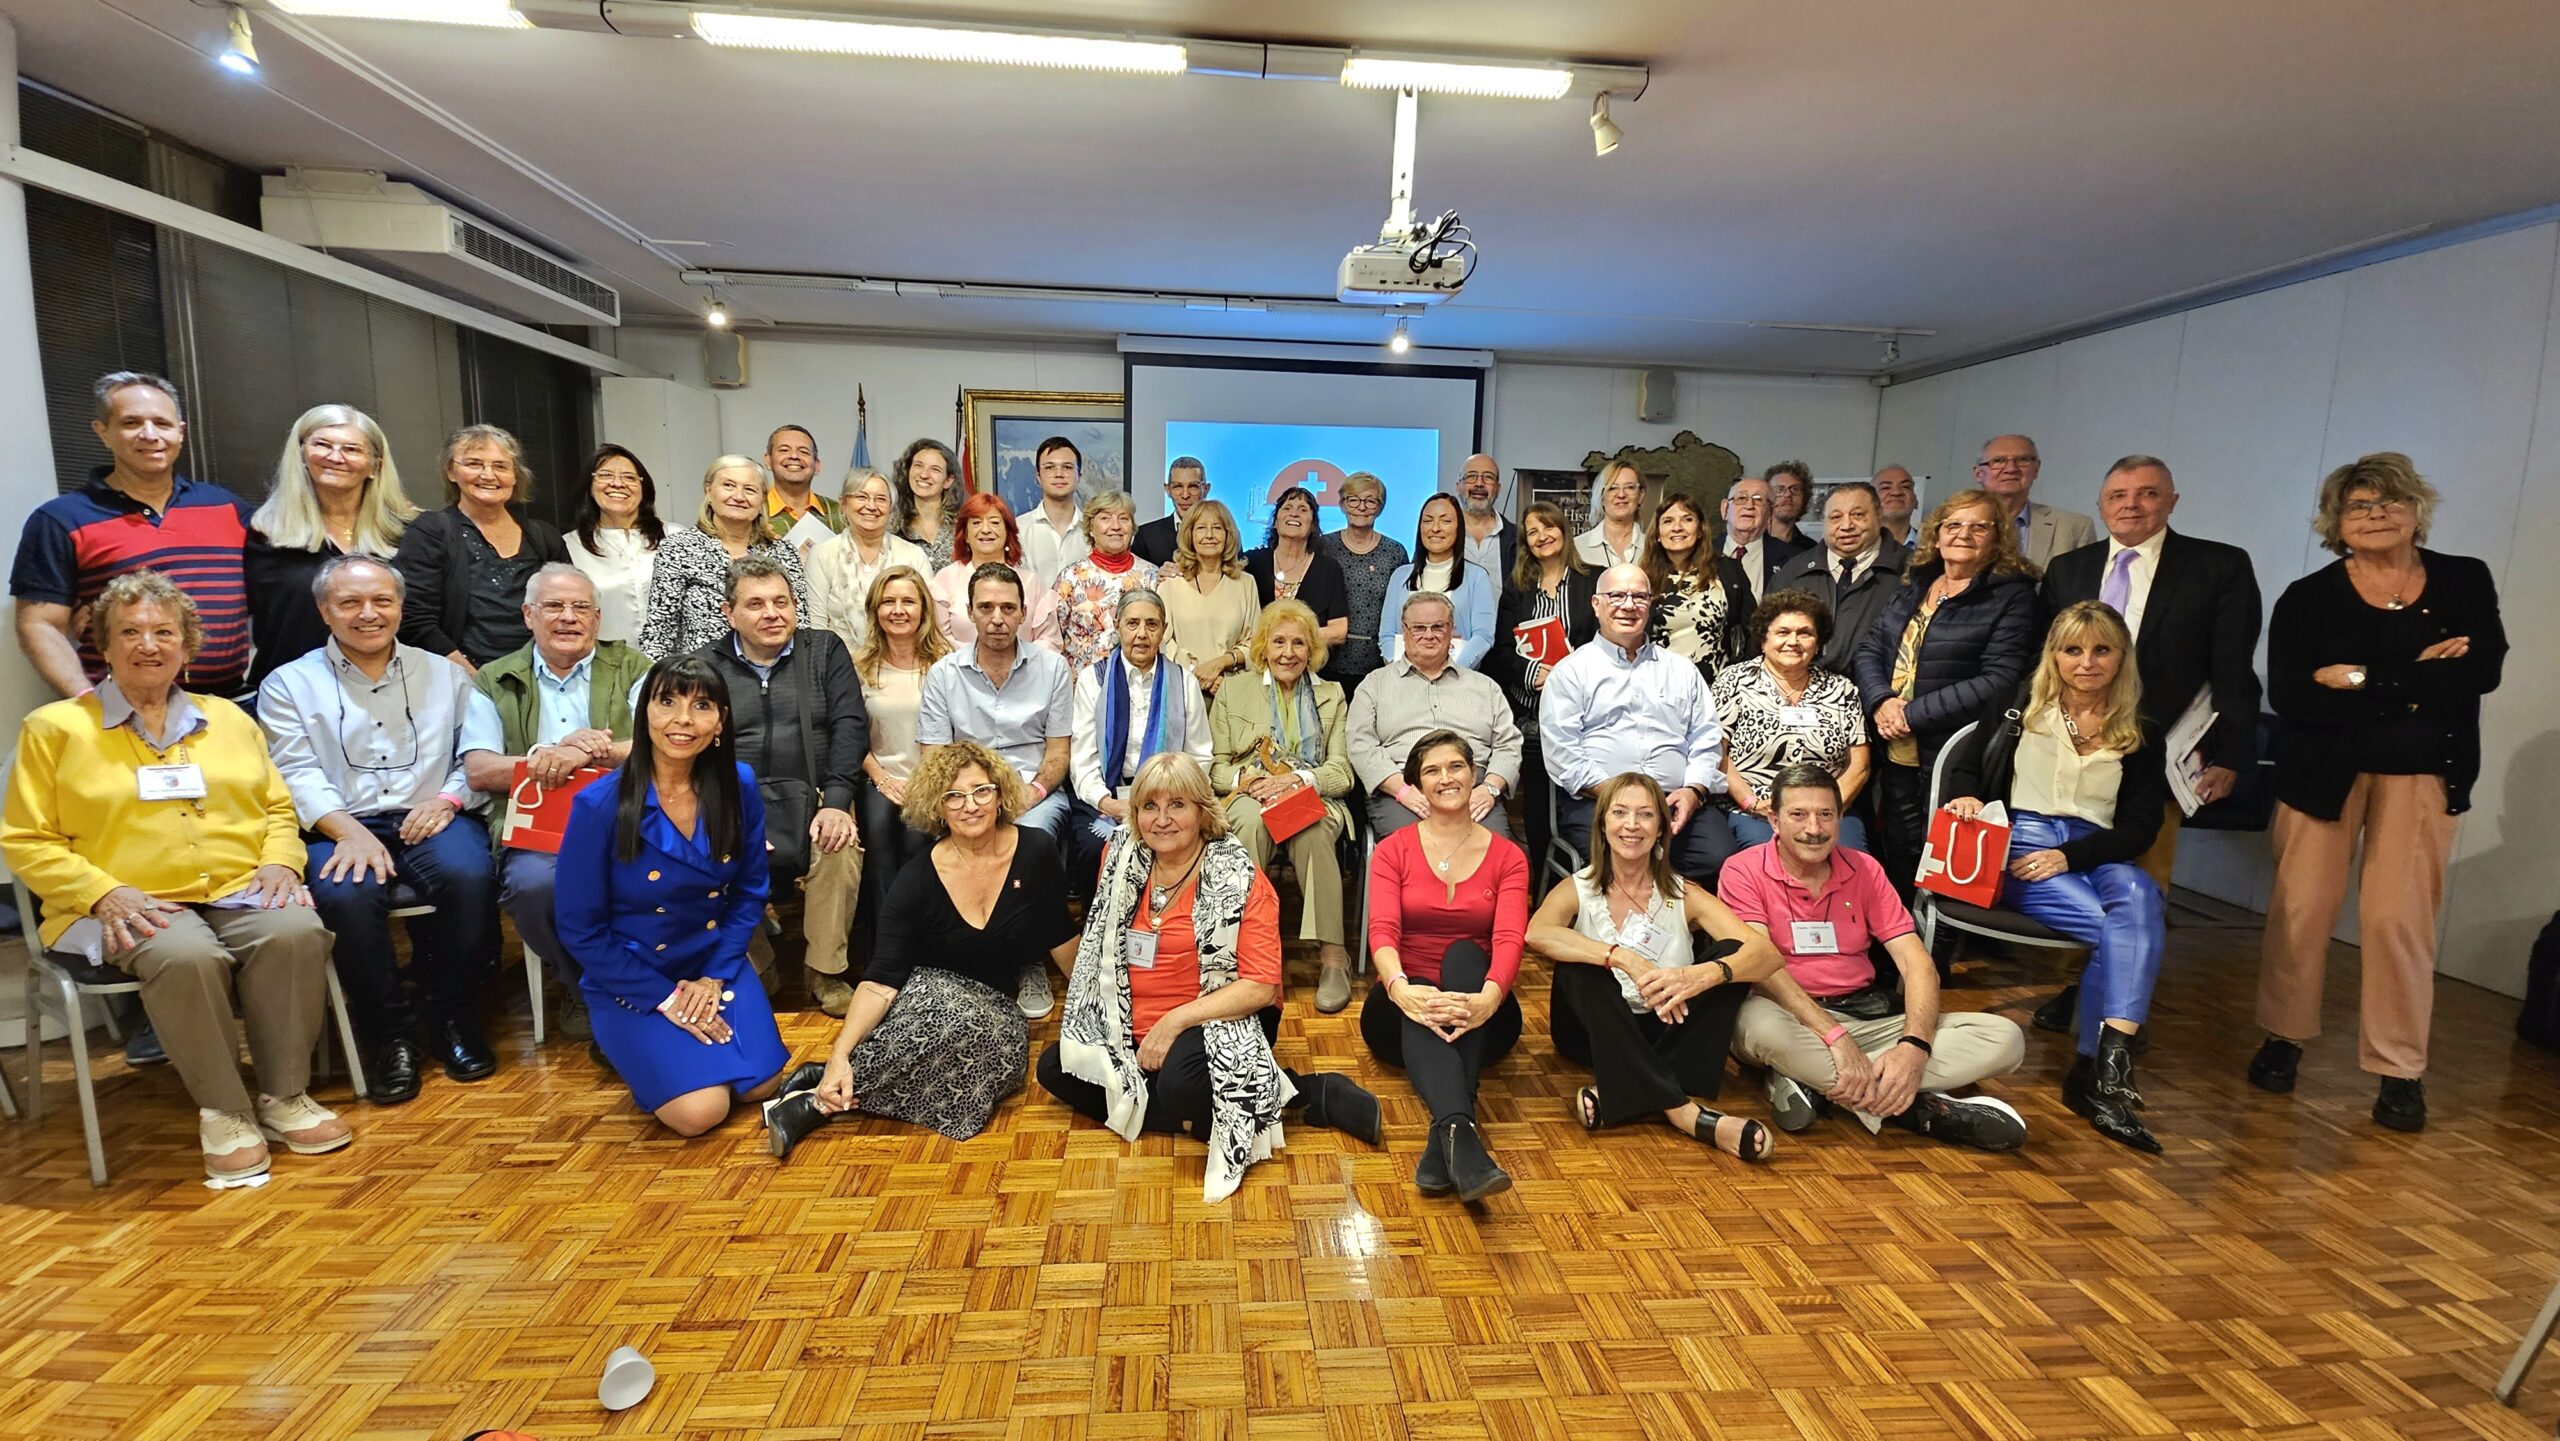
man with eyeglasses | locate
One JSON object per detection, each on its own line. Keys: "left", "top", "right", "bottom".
{"left": 690, "top": 556, "right": 870, "bottom": 1017}
{"left": 1973, "top": 435, "right": 2095, "bottom": 568}
{"left": 763, "top": 424, "right": 842, "bottom": 535}
{"left": 1456, "top": 453, "right": 1520, "bottom": 583}
{"left": 1540, "top": 563, "right": 1737, "bottom": 881}
{"left": 1722, "top": 474, "right": 1804, "bottom": 602}
{"left": 1762, "top": 461, "right": 1819, "bottom": 555}
{"left": 1348, "top": 591, "right": 1523, "bottom": 843}
{"left": 1134, "top": 457, "right": 1209, "bottom": 567}
{"left": 456, "top": 564, "right": 650, "bottom": 1042}
{"left": 259, "top": 554, "right": 497, "bottom": 1103}
{"left": 917, "top": 561, "right": 1077, "bottom": 1018}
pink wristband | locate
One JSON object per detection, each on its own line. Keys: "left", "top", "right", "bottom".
{"left": 1818, "top": 1023, "right": 1850, "bottom": 1047}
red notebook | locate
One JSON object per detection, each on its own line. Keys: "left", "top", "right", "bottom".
{"left": 1513, "top": 615, "right": 1570, "bottom": 668}
{"left": 499, "top": 763, "right": 612, "bottom": 853}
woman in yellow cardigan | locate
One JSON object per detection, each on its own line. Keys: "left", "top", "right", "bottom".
{"left": 1207, "top": 599, "right": 1356, "bottom": 993}
{"left": 1, "top": 571, "right": 345, "bottom": 1183}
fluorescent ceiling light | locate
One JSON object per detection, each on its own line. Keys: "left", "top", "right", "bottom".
{"left": 267, "top": 0, "right": 532, "bottom": 28}
{"left": 690, "top": 13, "right": 1187, "bottom": 74}
{"left": 1340, "top": 56, "right": 1573, "bottom": 100}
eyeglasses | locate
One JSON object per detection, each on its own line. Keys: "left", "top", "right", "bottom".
{"left": 1598, "top": 590, "right": 1654, "bottom": 608}
{"left": 592, "top": 469, "right": 641, "bottom": 484}
{"left": 534, "top": 601, "right": 598, "bottom": 617}
{"left": 940, "top": 783, "right": 1002, "bottom": 808}
{"left": 1341, "top": 494, "right": 1382, "bottom": 510}
{"left": 1938, "top": 520, "right": 1998, "bottom": 536}
{"left": 1726, "top": 496, "right": 1769, "bottom": 508}
{"left": 2341, "top": 498, "right": 2413, "bottom": 519}
{"left": 306, "top": 440, "right": 369, "bottom": 461}
{"left": 1406, "top": 622, "right": 1453, "bottom": 635}
{"left": 455, "top": 459, "right": 516, "bottom": 477}
{"left": 1976, "top": 454, "right": 2038, "bottom": 470}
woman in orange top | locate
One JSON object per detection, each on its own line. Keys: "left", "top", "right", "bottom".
{"left": 1039, "top": 751, "right": 1379, "bottom": 1200}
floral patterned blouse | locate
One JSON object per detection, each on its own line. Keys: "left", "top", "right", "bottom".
{"left": 638, "top": 528, "right": 811, "bottom": 660}
{"left": 1709, "top": 657, "right": 1868, "bottom": 796}
{"left": 1650, "top": 571, "right": 1736, "bottom": 681}
{"left": 1049, "top": 554, "right": 1159, "bottom": 672}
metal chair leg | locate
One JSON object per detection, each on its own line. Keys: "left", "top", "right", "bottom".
{"left": 525, "top": 947, "right": 547, "bottom": 1047}
{"left": 0, "top": 1063, "right": 16, "bottom": 1120}
{"left": 325, "top": 967, "right": 368, "bottom": 1100}
{"left": 56, "top": 972, "right": 107, "bottom": 1187}
{"left": 24, "top": 957, "right": 45, "bottom": 1126}
{"left": 2495, "top": 1273, "right": 2560, "bottom": 1405}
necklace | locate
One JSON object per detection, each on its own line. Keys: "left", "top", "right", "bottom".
{"left": 1149, "top": 847, "right": 1203, "bottom": 912}
{"left": 2351, "top": 555, "right": 2415, "bottom": 610}
{"left": 1420, "top": 825, "right": 1471, "bottom": 875}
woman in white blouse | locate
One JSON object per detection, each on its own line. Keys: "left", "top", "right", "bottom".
{"left": 852, "top": 565, "right": 953, "bottom": 898}
{"left": 565, "top": 444, "right": 666, "bottom": 646}
{"left": 1575, "top": 461, "right": 1648, "bottom": 570}
{"left": 808, "top": 468, "right": 928, "bottom": 653}
{"left": 1156, "top": 500, "right": 1260, "bottom": 699}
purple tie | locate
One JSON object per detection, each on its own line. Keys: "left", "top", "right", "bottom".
{"left": 2101, "top": 548, "right": 2136, "bottom": 615}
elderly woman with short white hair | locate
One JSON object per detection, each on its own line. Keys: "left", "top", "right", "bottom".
{"left": 637, "top": 454, "right": 813, "bottom": 659}
{"left": 2, "top": 571, "right": 347, "bottom": 1183}
{"left": 1037, "top": 751, "right": 1379, "bottom": 1200}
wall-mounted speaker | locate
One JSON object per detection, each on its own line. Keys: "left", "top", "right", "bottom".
{"left": 1638, "top": 367, "right": 1675, "bottom": 423}
{"left": 704, "top": 332, "right": 749, "bottom": 389}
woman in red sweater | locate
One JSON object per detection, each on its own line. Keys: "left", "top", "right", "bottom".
{"left": 1365, "top": 729, "right": 1533, "bottom": 1202}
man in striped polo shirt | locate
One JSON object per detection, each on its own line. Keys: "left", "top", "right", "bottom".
{"left": 12, "top": 371, "right": 255, "bottom": 701}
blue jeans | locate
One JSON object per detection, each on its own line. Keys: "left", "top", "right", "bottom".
{"left": 1998, "top": 811, "right": 2165, "bottom": 1057}
{"left": 1728, "top": 810, "right": 1868, "bottom": 853}
{"left": 308, "top": 811, "right": 499, "bottom": 1046}
{"left": 501, "top": 849, "right": 568, "bottom": 988}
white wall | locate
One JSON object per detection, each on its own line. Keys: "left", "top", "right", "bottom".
{"left": 1877, "top": 222, "right": 2560, "bottom": 997}
{"left": 612, "top": 329, "right": 1885, "bottom": 511}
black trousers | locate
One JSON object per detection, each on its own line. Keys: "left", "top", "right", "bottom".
{"left": 1548, "top": 961, "right": 1745, "bottom": 1123}
{"left": 1875, "top": 760, "right": 1928, "bottom": 901}
{"left": 855, "top": 780, "right": 931, "bottom": 913}
{"left": 1036, "top": 1008, "right": 1283, "bottom": 1137}
{"left": 1358, "top": 940, "right": 1523, "bottom": 1124}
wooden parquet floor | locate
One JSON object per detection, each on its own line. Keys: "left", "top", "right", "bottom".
{"left": 3, "top": 905, "right": 2558, "bottom": 1441}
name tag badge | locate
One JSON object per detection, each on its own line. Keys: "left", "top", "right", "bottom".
{"left": 137, "top": 763, "right": 208, "bottom": 801}
{"left": 1790, "top": 920, "right": 1841, "bottom": 955}
{"left": 1124, "top": 928, "right": 1160, "bottom": 971}
{"left": 1776, "top": 705, "right": 1820, "bottom": 730}
{"left": 1617, "top": 912, "right": 1664, "bottom": 961}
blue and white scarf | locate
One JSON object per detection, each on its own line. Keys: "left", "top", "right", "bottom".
{"left": 1097, "top": 655, "right": 1180, "bottom": 793}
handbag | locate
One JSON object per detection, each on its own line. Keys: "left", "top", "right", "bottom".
{"left": 757, "top": 645, "right": 832, "bottom": 880}
{"left": 1247, "top": 735, "right": 1327, "bottom": 843}
{"left": 1916, "top": 801, "right": 2010, "bottom": 908}
{"left": 498, "top": 762, "right": 610, "bottom": 854}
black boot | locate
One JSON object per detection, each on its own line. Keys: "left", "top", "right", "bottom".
{"left": 1438, "top": 1116, "right": 1513, "bottom": 1203}
{"left": 2079, "top": 1029, "right": 2160, "bottom": 1154}
{"left": 778, "top": 1061, "right": 827, "bottom": 1098}
{"left": 2247, "top": 1036, "right": 2302, "bottom": 1093}
{"left": 1293, "top": 1072, "right": 1382, "bottom": 1145}
{"left": 1414, "top": 1124, "right": 1455, "bottom": 1196}
{"left": 763, "top": 1090, "right": 836, "bottom": 1158}
{"left": 2373, "top": 1076, "right": 2427, "bottom": 1132}
{"left": 2031, "top": 984, "right": 2078, "bottom": 1034}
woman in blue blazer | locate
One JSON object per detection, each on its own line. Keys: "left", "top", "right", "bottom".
{"left": 555, "top": 655, "right": 791, "bottom": 1134}
{"left": 1379, "top": 493, "right": 1498, "bottom": 669}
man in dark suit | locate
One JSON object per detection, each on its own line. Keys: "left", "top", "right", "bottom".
{"left": 2035, "top": 453, "right": 2262, "bottom": 1028}
{"left": 1132, "top": 456, "right": 1208, "bottom": 567}
{"left": 1720, "top": 473, "right": 1810, "bottom": 603}
{"left": 1770, "top": 480, "right": 1907, "bottom": 672}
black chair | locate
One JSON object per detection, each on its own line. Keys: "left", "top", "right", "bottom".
{"left": 1910, "top": 721, "right": 2088, "bottom": 964}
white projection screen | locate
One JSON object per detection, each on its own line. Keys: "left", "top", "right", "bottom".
{"left": 1123, "top": 350, "right": 1487, "bottom": 549}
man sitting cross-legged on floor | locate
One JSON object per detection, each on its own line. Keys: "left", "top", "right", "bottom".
{"left": 1718, "top": 763, "right": 2028, "bottom": 1151}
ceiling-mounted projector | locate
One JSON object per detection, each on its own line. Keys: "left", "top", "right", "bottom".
{"left": 1337, "top": 210, "right": 1472, "bottom": 306}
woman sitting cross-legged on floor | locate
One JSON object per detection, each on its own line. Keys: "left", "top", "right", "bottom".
{"left": 552, "top": 656, "right": 791, "bottom": 1136}
{"left": 1363, "top": 730, "right": 1533, "bottom": 1202}
{"left": 1526, "top": 770, "right": 1784, "bottom": 1163}
{"left": 1940, "top": 600, "right": 2168, "bottom": 1154}
{"left": 1037, "top": 751, "right": 1381, "bottom": 1201}
{"left": 765, "top": 739, "right": 1073, "bottom": 1154}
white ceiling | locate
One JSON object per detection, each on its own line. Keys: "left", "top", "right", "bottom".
{"left": 15, "top": 0, "right": 2560, "bottom": 374}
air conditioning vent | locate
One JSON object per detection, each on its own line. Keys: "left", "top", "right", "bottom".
{"left": 260, "top": 167, "right": 620, "bottom": 327}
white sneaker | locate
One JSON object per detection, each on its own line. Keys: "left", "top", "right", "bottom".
{"left": 257, "top": 1093, "right": 353, "bottom": 1154}
{"left": 1764, "top": 1071, "right": 1820, "bottom": 1133}
{"left": 1017, "top": 965, "right": 1055, "bottom": 1020}
{"left": 200, "top": 1110, "right": 273, "bottom": 1181}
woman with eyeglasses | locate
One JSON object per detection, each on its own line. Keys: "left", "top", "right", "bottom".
{"left": 808, "top": 468, "right": 929, "bottom": 653}
{"left": 391, "top": 424, "right": 570, "bottom": 675}
{"left": 1318, "top": 471, "right": 1408, "bottom": 687}
{"left": 2250, "top": 454, "right": 2505, "bottom": 1134}
{"left": 564, "top": 444, "right": 666, "bottom": 647}
{"left": 1850, "top": 488, "right": 2044, "bottom": 894}
{"left": 246, "top": 404, "right": 421, "bottom": 692}
{"left": 763, "top": 740, "right": 1073, "bottom": 1153}
{"left": 1641, "top": 493, "right": 1752, "bottom": 683}
{"left": 1380, "top": 493, "right": 1496, "bottom": 669}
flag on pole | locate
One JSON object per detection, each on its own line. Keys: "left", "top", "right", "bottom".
{"left": 953, "top": 386, "right": 971, "bottom": 494}
{"left": 852, "top": 385, "right": 870, "bottom": 469}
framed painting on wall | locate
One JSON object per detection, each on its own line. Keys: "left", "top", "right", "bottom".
{"left": 962, "top": 390, "right": 1127, "bottom": 516}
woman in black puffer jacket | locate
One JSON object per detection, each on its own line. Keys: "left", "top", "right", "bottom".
{"left": 1851, "top": 487, "right": 2046, "bottom": 897}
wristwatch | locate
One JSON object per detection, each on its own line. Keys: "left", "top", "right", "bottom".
{"left": 2346, "top": 667, "right": 2368, "bottom": 689}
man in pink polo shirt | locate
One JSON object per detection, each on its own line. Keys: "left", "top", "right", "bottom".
{"left": 1718, "top": 764, "right": 2027, "bottom": 1150}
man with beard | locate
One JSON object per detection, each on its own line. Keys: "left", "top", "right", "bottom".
{"left": 1455, "top": 452, "right": 1520, "bottom": 584}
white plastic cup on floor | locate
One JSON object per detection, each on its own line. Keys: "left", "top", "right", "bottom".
{"left": 599, "top": 1345, "right": 656, "bottom": 1411}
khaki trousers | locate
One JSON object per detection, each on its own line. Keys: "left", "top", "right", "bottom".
{"left": 108, "top": 906, "right": 332, "bottom": 1115}
{"left": 750, "top": 841, "right": 864, "bottom": 983}
{"left": 1225, "top": 794, "right": 1348, "bottom": 946}
{"left": 2256, "top": 774, "right": 2457, "bottom": 1078}
{"left": 1731, "top": 994, "right": 2025, "bottom": 1128}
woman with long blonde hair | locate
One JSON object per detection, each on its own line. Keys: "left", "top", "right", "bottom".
{"left": 1158, "top": 499, "right": 1259, "bottom": 697}
{"left": 1939, "top": 601, "right": 2168, "bottom": 1153}
{"left": 851, "top": 564, "right": 952, "bottom": 897}
{"left": 247, "top": 403, "right": 420, "bottom": 687}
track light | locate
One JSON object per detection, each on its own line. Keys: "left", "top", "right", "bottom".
{"left": 690, "top": 13, "right": 1188, "bottom": 73}
{"left": 218, "top": 5, "right": 259, "bottom": 75}
{"left": 1388, "top": 319, "right": 1411, "bottom": 355}
{"left": 1590, "top": 94, "right": 1622, "bottom": 157}
{"left": 266, "top": 0, "right": 530, "bottom": 27}
{"left": 706, "top": 297, "right": 731, "bottom": 330}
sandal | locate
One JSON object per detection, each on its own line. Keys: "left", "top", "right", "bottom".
{"left": 1689, "top": 1106, "right": 1772, "bottom": 1163}
{"left": 1573, "top": 1085, "right": 1602, "bottom": 1132}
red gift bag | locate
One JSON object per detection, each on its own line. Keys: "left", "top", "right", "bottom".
{"left": 1916, "top": 801, "right": 2011, "bottom": 907}
{"left": 499, "top": 763, "right": 612, "bottom": 854}
{"left": 1259, "top": 781, "right": 1327, "bottom": 843}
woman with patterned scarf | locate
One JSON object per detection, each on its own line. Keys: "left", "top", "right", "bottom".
{"left": 1067, "top": 589, "right": 1209, "bottom": 878}
{"left": 1038, "top": 752, "right": 1381, "bottom": 1201}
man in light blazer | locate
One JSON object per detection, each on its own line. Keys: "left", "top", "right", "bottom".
{"left": 2036, "top": 454, "right": 2262, "bottom": 1028}
{"left": 1974, "top": 433, "right": 2096, "bottom": 568}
